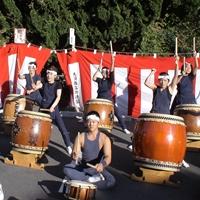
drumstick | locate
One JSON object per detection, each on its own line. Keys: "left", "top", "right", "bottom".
{"left": 86, "top": 163, "right": 105, "bottom": 180}
{"left": 175, "top": 37, "right": 178, "bottom": 56}
{"left": 40, "top": 108, "right": 50, "bottom": 112}
{"left": 99, "top": 52, "right": 104, "bottom": 69}
{"left": 193, "top": 37, "right": 196, "bottom": 52}
{"left": 75, "top": 132, "right": 80, "bottom": 165}
{"left": 110, "top": 40, "right": 113, "bottom": 55}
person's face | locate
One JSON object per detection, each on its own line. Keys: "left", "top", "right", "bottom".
{"left": 102, "top": 69, "right": 108, "bottom": 78}
{"left": 86, "top": 119, "right": 99, "bottom": 132}
{"left": 185, "top": 63, "right": 192, "bottom": 74}
{"left": 158, "top": 78, "right": 169, "bottom": 89}
{"left": 46, "top": 71, "right": 56, "bottom": 83}
{"left": 28, "top": 66, "right": 36, "bottom": 75}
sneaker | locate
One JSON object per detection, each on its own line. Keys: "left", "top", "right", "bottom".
{"left": 123, "top": 128, "right": 130, "bottom": 134}
{"left": 0, "top": 184, "right": 4, "bottom": 200}
{"left": 128, "top": 145, "right": 133, "bottom": 150}
{"left": 182, "top": 160, "right": 190, "bottom": 168}
{"left": 88, "top": 174, "right": 104, "bottom": 183}
{"left": 66, "top": 146, "right": 72, "bottom": 155}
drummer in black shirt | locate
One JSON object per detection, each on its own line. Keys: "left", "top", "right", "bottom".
{"left": 40, "top": 66, "right": 72, "bottom": 155}
{"left": 93, "top": 54, "right": 130, "bottom": 134}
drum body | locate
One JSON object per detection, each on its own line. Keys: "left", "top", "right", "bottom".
{"left": 3, "top": 94, "right": 38, "bottom": 124}
{"left": 84, "top": 99, "right": 114, "bottom": 132}
{"left": 174, "top": 104, "right": 200, "bottom": 140}
{"left": 66, "top": 180, "right": 96, "bottom": 200}
{"left": 133, "top": 113, "right": 186, "bottom": 172}
{"left": 11, "top": 110, "right": 52, "bottom": 154}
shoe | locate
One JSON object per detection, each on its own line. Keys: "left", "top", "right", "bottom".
{"left": 128, "top": 145, "right": 133, "bottom": 150}
{"left": 0, "top": 184, "right": 4, "bottom": 200}
{"left": 123, "top": 128, "right": 130, "bottom": 134}
{"left": 66, "top": 146, "right": 72, "bottom": 155}
{"left": 182, "top": 160, "right": 190, "bottom": 168}
{"left": 88, "top": 174, "right": 104, "bottom": 183}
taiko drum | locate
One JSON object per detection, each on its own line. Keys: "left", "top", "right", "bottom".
{"left": 66, "top": 180, "right": 96, "bottom": 200}
{"left": 84, "top": 98, "right": 114, "bottom": 132}
{"left": 174, "top": 104, "right": 200, "bottom": 140}
{"left": 133, "top": 113, "right": 186, "bottom": 172}
{"left": 11, "top": 110, "right": 52, "bottom": 154}
{"left": 3, "top": 94, "right": 39, "bottom": 124}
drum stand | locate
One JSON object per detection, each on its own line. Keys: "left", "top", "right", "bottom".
{"left": 130, "top": 166, "right": 180, "bottom": 186}
{"left": 186, "top": 139, "right": 200, "bottom": 151}
{"left": 4, "top": 150, "right": 45, "bottom": 170}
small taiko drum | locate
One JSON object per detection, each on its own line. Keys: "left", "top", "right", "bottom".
{"left": 3, "top": 94, "right": 39, "bottom": 124}
{"left": 11, "top": 110, "right": 52, "bottom": 154}
{"left": 133, "top": 113, "right": 186, "bottom": 172}
{"left": 66, "top": 180, "right": 96, "bottom": 200}
{"left": 84, "top": 99, "right": 114, "bottom": 132}
{"left": 174, "top": 104, "right": 200, "bottom": 140}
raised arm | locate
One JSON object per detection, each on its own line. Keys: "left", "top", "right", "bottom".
{"left": 169, "top": 56, "right": 179, "bottom": 94}
{"left": 144, "top": 68, "right": 157, "bottom": 90}
{"left": 193, "top": 51, "right": 199, "bottom": 76}
{"left": 110, "top": 53, "right": 115, "bottom": 72}
{"left": 93, "top": 66, "right": 101, "bottom": 81}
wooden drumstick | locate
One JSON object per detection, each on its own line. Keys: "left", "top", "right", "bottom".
{"left": 99, "top": 52, "right": 104, "bottom": 69}
{"left": 175, "top": 37, "right": 178, "bottom": 55}
{"left": 193, "top": 37, "right": 196, "bottom": 52}
{"left": 86, "top": 163, "right": 105, "bottom": 180}
{"left": 75, "top": 132, "right": 80, "bottom": 165}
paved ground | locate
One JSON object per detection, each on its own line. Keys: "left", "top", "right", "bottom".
{"left": 0, "top": 111, "right": 200, "bottom": 200}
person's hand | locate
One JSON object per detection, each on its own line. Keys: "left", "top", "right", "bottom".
{"left": 193, "top": 50, "right": 197, "bottom": 57}
{"left": 49, "top": 106, "right": 55, "bottom": 112}
{"left": 31, "top": 83, "right": 36, "bottom": 90}
{"left": 26, "top": 89, "right": 33, "bottom": 94}
{"left": 95, "top": 163, "right": 104, "bottom": 173}
{"left": 175, "top": 55, "right": 180, "bottom": 65}
{"left": 151, "top": 68, "right": 156, "bottom": 73}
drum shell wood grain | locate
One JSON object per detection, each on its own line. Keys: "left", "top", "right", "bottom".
{"left": 11, "top": 110, "right": 52, "bottom": 154}
{"left": 67, "top": 180, "right": 96, "bottom": 200}
{"left": 84, "top": 99, "right": 114, "bottom": 132}
{"left": 3, "top": 94, "right": 38, "bottom": 124}
{"left": 133, "top": 113, "right": 186, "bottom": 171}
{"left": 174, "top": 104, "right": 200, "bottom": 140}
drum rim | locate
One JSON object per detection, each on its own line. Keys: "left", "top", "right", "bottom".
{"left": 86, "top": 98, "right": 113, "bottom": 104}
{"left": 69, "top": 180, "right": 96, "bottom": 188}
{"left": 18, "top": 110, "right": 51, "bottom": 118}
{"left": 139, "top": 113, "right": 184, "bottom": 121}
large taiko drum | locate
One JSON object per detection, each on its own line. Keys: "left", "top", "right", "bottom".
{"left": 3, "top": 94, "right": 39, "bottom": 124}
{"left": 66, "top": 180, "right": 96, "bottom": 200}
{"left": 11, "top": 110, "right": 52, "bottom": 154}
{"left": 84, "top": 98, "right": 114, "bottom": 132}
{"left": 174, "top": 104, "right": 200, "bottom": 140}
{"left": 133, "top": 113, "right": 186, "bottom": 172}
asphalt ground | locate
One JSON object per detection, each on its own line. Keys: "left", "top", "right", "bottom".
{"left": 0, "top": 111, "right": 200, "bottom": 200}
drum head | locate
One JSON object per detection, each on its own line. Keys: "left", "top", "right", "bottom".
{"left": 18, "top": 110, "right": 51, "bottom": 120}
{"left": 175, "top": 104, "right": 200, "bottom": 111}
{"left": 139, "top": 113, "right": 184, "bottom": 122}
{"left": 69, "top": 180, "right": 96, "bottom": 189}
{"left": 86, "top": 98, "right": 113, "bottom": 105}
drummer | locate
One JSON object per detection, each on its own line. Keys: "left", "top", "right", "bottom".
{"left": 171, "top": 51, "right": 199, "bottom": 113}
{"left": 40, "top": 65, "right": 72, "bottom": 155}
{"left": 63, "top": 111, "right": 116, "bottom": 190}
{"left": 18, "top": 61, "right": 42, "bottom": 105}
{"left": 93, "top": 54, "right": 130, "bottom": 134}
{"left": 144, "top": 56, "right": 179, "bottom": 114}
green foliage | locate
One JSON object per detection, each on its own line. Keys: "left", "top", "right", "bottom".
{"left": 0, "top": 0, "right": 199, "bottom": 53}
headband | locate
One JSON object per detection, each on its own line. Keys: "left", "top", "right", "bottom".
{"left": 86, "top": 114, "right": 100, "bottom": 122}
{"left": 28, "top": 63, "right": 36, "bottom": 69}
{"left": 46, "top": 70, "right": 57, "bottom": 75}
{"left": 158, "top": 75, "right": 170, "bottom": 80}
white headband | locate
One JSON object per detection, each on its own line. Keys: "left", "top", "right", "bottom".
{"left": 28, "top": 63, "right": 36, "bottom": 69}
{"left": 86, "top": 114, "right": 100, "bottom": 122}
{"left": 46, "top": 70, "right": 57, "bottom": 75}
{"left": 158, "top": 75, "right": 170, "bottom": 80}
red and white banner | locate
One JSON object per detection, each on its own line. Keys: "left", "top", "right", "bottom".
{"left": 57, "top": 50, "right": 200, "bottom": 117}
{"left": 0, "top": 43, "right": 51, "bottom": 107}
